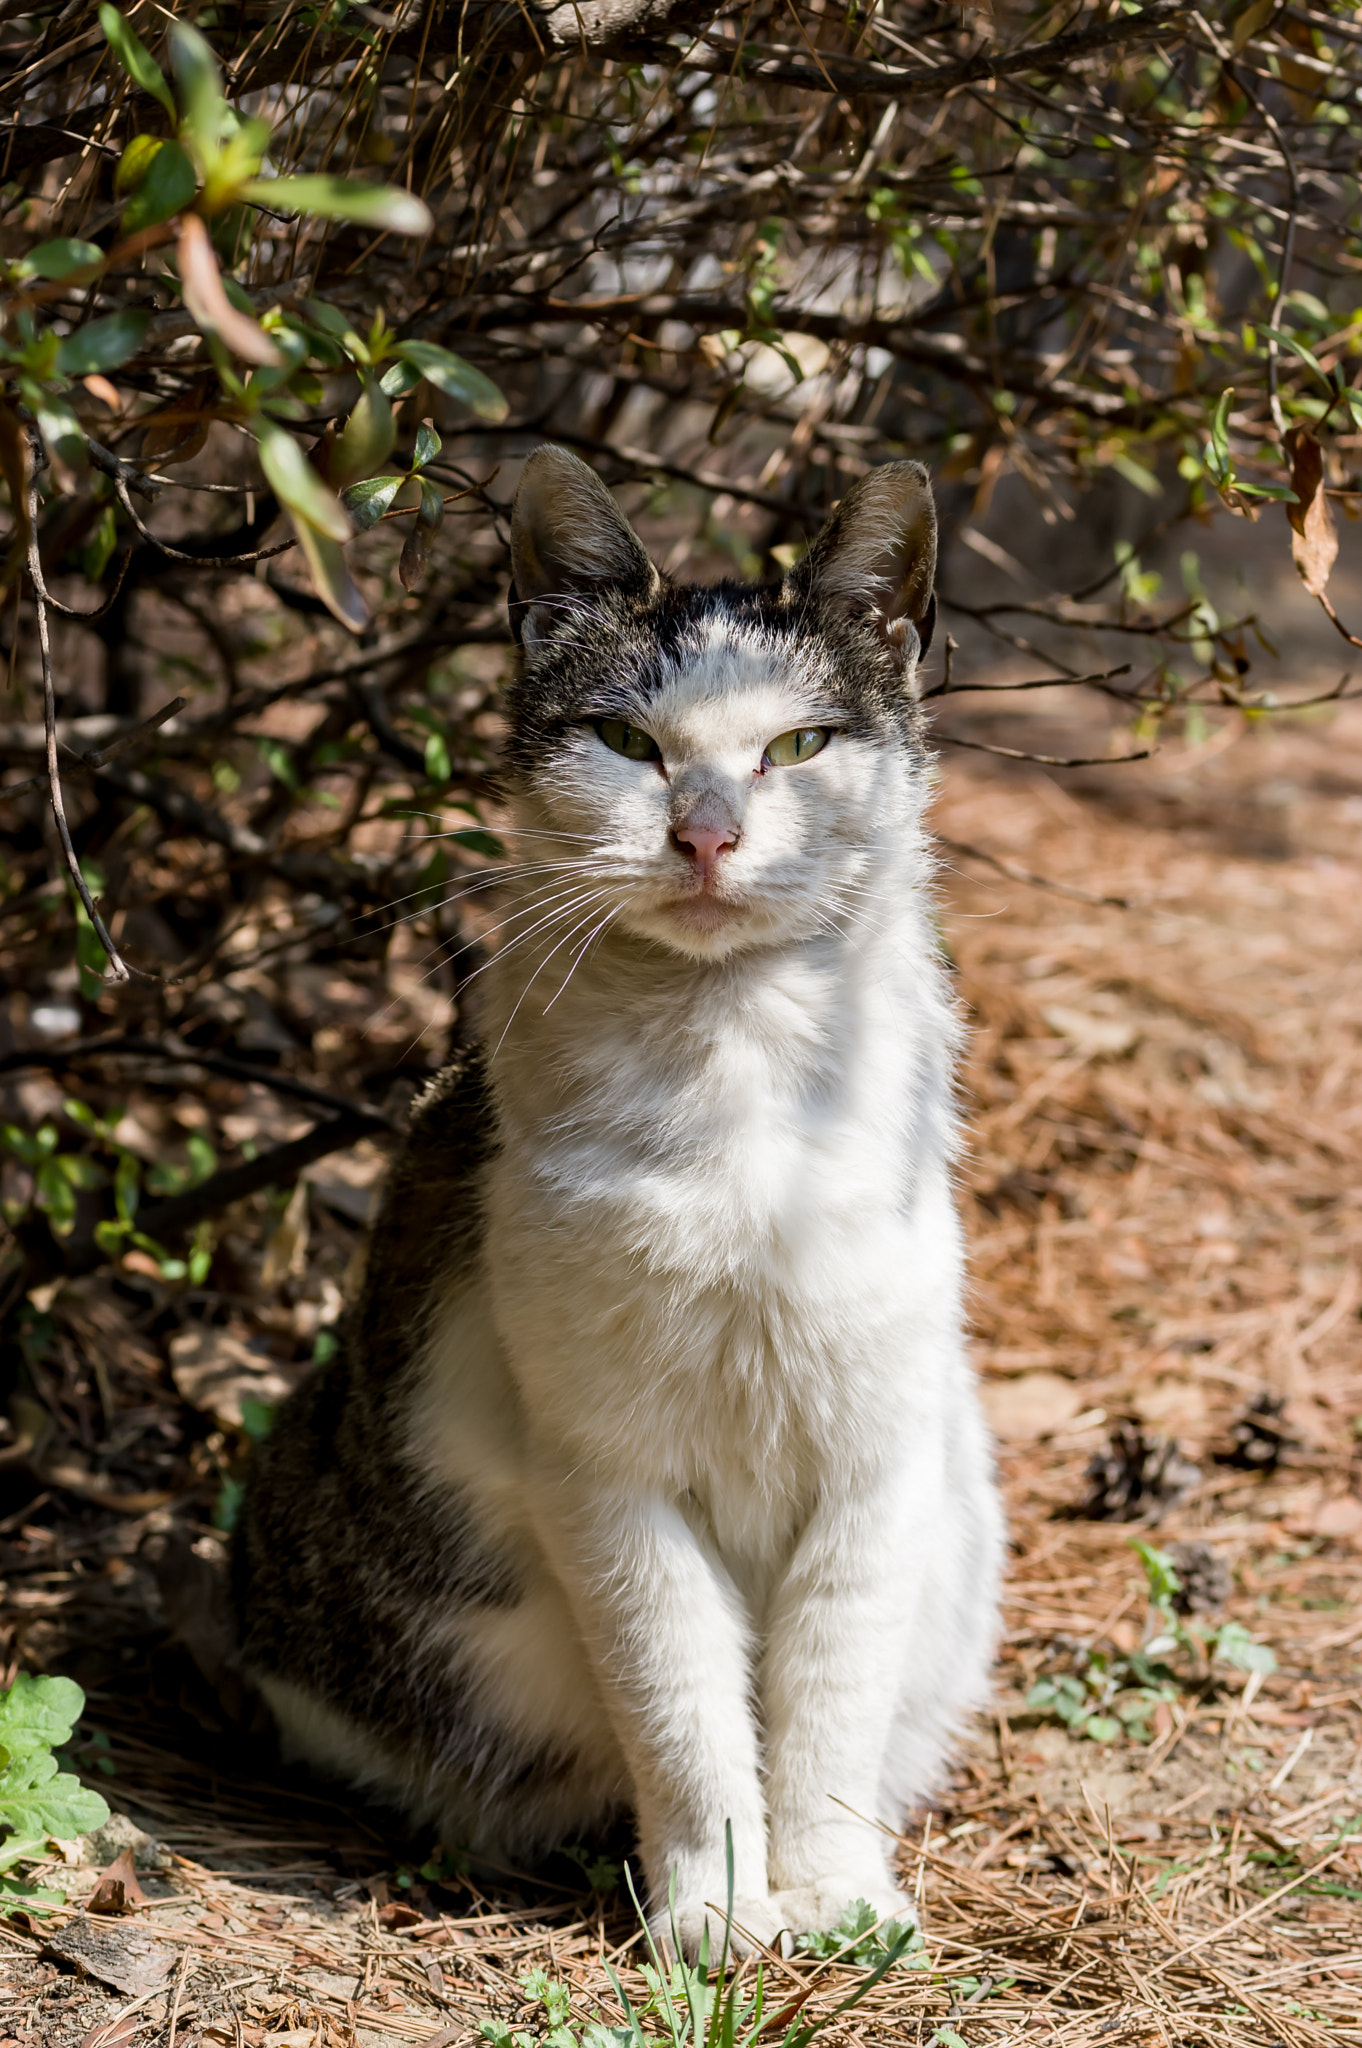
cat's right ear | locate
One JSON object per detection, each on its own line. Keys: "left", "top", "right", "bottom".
{"left": 509, "top": 446, "right": 660, "bottom": 648}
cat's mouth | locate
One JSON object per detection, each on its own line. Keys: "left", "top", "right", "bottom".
{"left": 668, "top": 890, "right": 742, "bottom": 933}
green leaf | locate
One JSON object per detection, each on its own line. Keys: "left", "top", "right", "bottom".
{"left": 169, "top": 21, "right": 228, "bottom": 171}
{"left": 256, "top": 737, "right": 299, "bottom": 791}
{"left": 342, "top": 473, "right": 405, "bottom": 530}
{"left": 395, "top": 341, "right": 508, "bottom": 420}
{"left": 55, "top": 1154, "right": 106, "bottom": 1191}
{"left": 1276, "top": 333, "right": 1327, "bottom": 383}
{"left": 1084, "top": 1714, "right": 1122, "bottom": 1743}
{"left": 0, "top": 1835, "right": 51, "bottom": 1877}
{"left": 114, "top": 1150, "right": 139, "bottom": 1226}
{"left": 30, "top": 392, "right": 85, "bottom": 471}
{"left": 240, "top": 176, "right": 432, "bottom": 238}
{"left": 417, "top": 474, "right": 444, "bottom": 529}
{"left": 238, "top": 1396, "right": 274, "bottom": 1441}
{"left": 293, "top": 522, "right": 368, "bottom": 634}
{"left": 379, "top": 357, "right": 423, "bottom": 399}
{"left": 1212, "top": 1622, "right": 1277, "bottom": 1676}
{"left": 98, "top": 4, "right": 175, "bottom": 122}
{"left": 255, "top": 419, "right": 350, "bottom": 541}
{"left": 413, "top": 420, "right": 441, "bottom": 469}
{"left": 120, "top": 138, "right": 197, "bottom": 232}
{"left": 35, "top": 1158, "right": 77, "bottom": 1235}
{"left": 0, "top": 1674, "right": 87, "bottom": 1757}
{"left": 26, "top": 239, "right": 104, "bottom": 282}
{"left": 300, "top": 298, "right": 355, "bottom": 343}
{"left": 424, "top": 731, "right": 451, "bottom": 783}
{"left": 1207, "top": 387, "right": 1234, "bottom": 478}
{"left": 334, "top": 377, "right": 396, "bottom": 486}
{"left": 83, "top": 504, "right": 119, "bottom": 583}
{"left": 115, "top": 133, "right": 161, "bottom": 197}
{"left": 212, "top": 1475, "right": 244, "bottom": 1534}
{"left": 56, "top": 310, "right": 151, "bottom": 377}
{"left": 0, "top": 1749, "right": 110, "bottom": 1840}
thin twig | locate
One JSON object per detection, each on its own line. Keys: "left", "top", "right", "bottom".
{"left": 24, "top": 469, "right": 131, "bottom": 983}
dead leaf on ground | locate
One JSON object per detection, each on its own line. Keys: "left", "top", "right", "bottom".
{"left": 1312, "top": 1495, "right": 1362, "bottom": 1543}
{"left": 376, "top": 1899, "right": 424, "bottom": 1929}
{"left": 1042, "top": 1004, "right": 1140, "bottom": 1057}
{"left": 260, "top": 1179, "right": 310, "bottom": 1289}
{"left": 45, "top": 1915, "right": 175, "bottom": 1995}
{"left": 87, "top": 1847, "right": 147, "bottom": 1914}
{"left": 168, "top": 1326, "right": 295, "bottom": 1429}
{"left": 1286, "top": 427, "right": 1339, "bottom": 598}
{"left": 80, "top": 2020, "right": 139, "bottom": 2048}
{"left": 982, "top": 1370, "right": 1086, "bottom": 1443}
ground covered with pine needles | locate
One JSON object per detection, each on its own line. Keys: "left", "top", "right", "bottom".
{"left": 1, "top": 697, "right": 1360, "bottom": 2048}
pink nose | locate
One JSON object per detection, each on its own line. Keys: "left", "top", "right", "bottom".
{"left": 671, "top": 823, "right": 739, "bottom": 870}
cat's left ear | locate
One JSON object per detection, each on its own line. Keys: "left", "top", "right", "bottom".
{"left": 784, "top": 461, "right": 937, "bottom": 680}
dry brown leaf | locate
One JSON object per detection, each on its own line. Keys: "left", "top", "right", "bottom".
{"left": 1286, "top": 426, "right": 1339, "bottom": 598}
{"left": 87, "top": 1846, "right": 147, "bottom": 1915}
{"left": 169, "top": 1325, "right": 295, "bottom": 1427}
{"left": 1312, "top": 1495, "right": 1362, "bottom": 1543}
{"left": 261, "top": 1179, "right": 310, "bottom": 1288}
{"left": 177, "top": 215, "right": 282, "bottom": 367}
{"left": 981, "top": 1370, "right": 1085, "bottom": 1443}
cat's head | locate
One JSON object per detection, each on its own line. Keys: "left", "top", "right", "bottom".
{"left": 502, "top": 446, "right": 938, "bottom": 961}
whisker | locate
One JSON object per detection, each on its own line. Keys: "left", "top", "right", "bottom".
{"left": 491, "top": 889, "right": 623, "bottom": 1057}
{"left": 542, "top": 902, "right": 624, "bottom": 1015}
{"left": 363, "top": 882, "right": 611, "bottom": 1036}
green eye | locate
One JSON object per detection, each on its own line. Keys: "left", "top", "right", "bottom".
{"left": 596, "top": 718, "right": 661, "bottom": 763}
{"left": 763, "top": 727, "right": 829, "bottom": 768}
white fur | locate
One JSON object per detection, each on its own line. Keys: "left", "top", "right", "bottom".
{"left": 366, "top": 617, "right": 1005, "bottom": 1952}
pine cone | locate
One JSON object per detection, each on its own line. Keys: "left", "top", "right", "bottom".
{"left": 1083, "top": 1421, "right": 1202, "bottom": 1521}
{"left": 1223, "top": 1392, "right": 1295, "bottom": 1472}
{"left": 1167, "top": 1540, "right": 1233, "bottom": 1615}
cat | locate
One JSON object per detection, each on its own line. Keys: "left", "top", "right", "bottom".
{"left": 232, "top": 446, "right": 1004, "bottom": 1956}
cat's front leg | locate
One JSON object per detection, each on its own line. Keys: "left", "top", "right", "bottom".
{"left": 529, "top": 1466, "right": 781, "bottom": 1958}
{"left": 761, "top": 1466, "right": 927, "bottom": 1938}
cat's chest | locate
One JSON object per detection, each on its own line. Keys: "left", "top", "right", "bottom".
{"left": 495, "top": 968, "right": 913, "bottom": 1278}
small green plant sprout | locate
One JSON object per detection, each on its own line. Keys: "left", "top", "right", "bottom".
{"left": 562, "top": 1841, "right": 625, "bottom": 1893}
{"left": 1201, "top": 388, "right": 1299, "bottom": 514}
{"left": 0, "top": 1674, "right": 111, "bottom": 1911}
{"left": 794, "top": 1896, "right": 924, "bottom": 1969}
{"left": 1132, "top": 1541, "right": 1277, "bottom": 1679}
{"left": 0, "top": 1096, "right": 214, "bottom": 1284}
{"left": 1025, "top": 1542, "right": 1275, "bottom": 1747}
{"left": 479, "top": 1829, "right": 923, "bottom": 2048}
{"left": 605, "top": 1828, "right": 918, "bottom": 2048}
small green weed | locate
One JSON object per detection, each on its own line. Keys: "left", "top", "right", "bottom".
{"left": 562, "top": 1842, "right": 625, "bottom": 1893}
{"left": 794, "top": 1896, "right": 924, "bottom": 1968}
{"left": 0, "top": 1674, "right": 111, "bottom": 1912}
{"left": 480, "top": 1829, "right": 919, "bottom": 2048}
{"left": 1026, "top": 1542, "right": 1276, "bottom": 1745}
{"left": 0, "top": 1095, "right": 215, "bottom": 1283}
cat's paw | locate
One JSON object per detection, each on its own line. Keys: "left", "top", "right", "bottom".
{"left": 771, "top": 1878, "right": 917, "bottom": 1944}
{"left": 649, "top": 1891, "right": 790, "bottom": 1962}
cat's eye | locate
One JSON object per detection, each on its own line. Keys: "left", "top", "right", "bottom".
{"left": 763, "top": 727, "right": 829, "bottom": 768}
{"left": 596, "top": 718, "right": 662, "bottom": 763}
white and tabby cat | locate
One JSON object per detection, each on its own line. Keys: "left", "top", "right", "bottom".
{"left": 234, "top": 447, "right": 1003, "bottom": 1954}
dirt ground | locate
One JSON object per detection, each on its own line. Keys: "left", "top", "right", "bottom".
{"left": 1, "top": 684, "right": 1360, "bottom": 2046}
